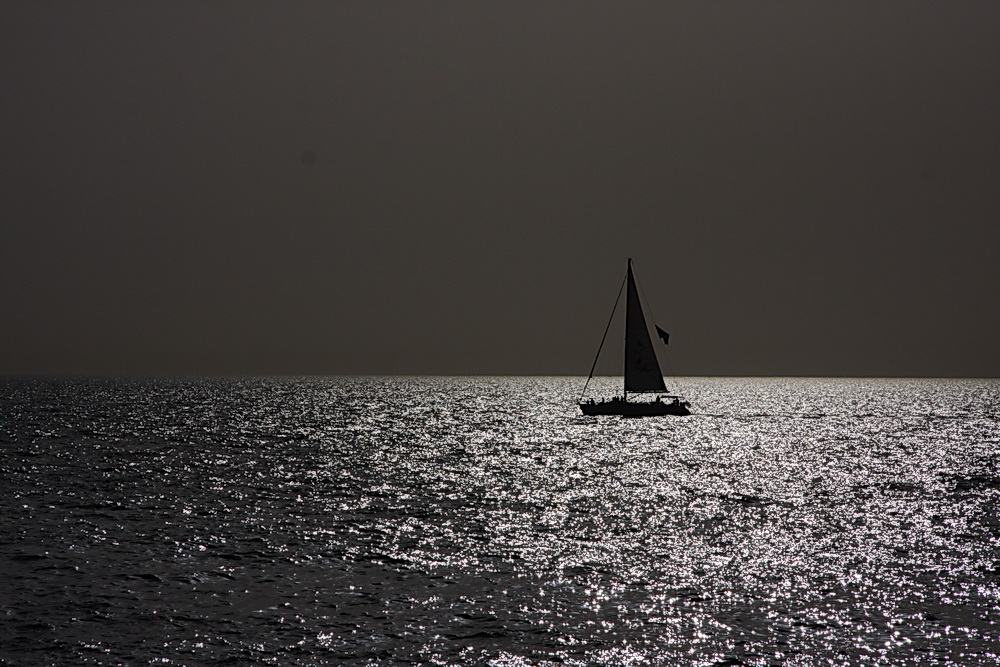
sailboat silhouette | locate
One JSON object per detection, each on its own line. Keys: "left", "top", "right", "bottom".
{"left": 580, "top": 259, "right": 691, "bottom": 416}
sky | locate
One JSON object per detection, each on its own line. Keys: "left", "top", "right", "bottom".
{"left": 2, "top": 1, "right": 998, "bottom": 377}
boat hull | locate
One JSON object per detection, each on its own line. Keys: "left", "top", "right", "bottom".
{"left": 579, "top": 399, "right": 690, "bottom": 417}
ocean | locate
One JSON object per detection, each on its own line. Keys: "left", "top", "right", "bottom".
{"left": 1, "top": 376, "right": 998, "bottom": 666}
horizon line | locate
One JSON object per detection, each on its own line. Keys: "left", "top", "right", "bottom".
{"left": 1, "top": 373, "right": 997, "bottom": 381}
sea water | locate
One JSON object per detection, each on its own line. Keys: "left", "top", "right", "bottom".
{"left": 1, "top": 376, "right": 998, "bottom": 665}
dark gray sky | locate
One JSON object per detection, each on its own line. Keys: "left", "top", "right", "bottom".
{"left": 2, "top": 2, "right": 998, "bottom": 376}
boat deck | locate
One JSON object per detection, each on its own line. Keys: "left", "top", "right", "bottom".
{"left": 579, "top": 398, "right": 690, "bottom": 417}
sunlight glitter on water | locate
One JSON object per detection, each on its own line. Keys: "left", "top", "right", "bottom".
{"left": 2, "top": 376, "right": 999, "bottom": 664}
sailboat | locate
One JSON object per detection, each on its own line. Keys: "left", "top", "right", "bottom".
{"left": 579, "top": 258, "right": 691, "bottom": 416}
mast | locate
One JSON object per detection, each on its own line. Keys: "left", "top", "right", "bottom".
{"left": 624, "top": 259, "right": 667, "bottom": 394}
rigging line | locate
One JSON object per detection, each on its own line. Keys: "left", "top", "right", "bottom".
{"left": 579, "top": 273, "right": 628, "bottom": 403}
{"left": 632, "top": 258, "right": 686, "bottom": 399}
{"left": 661, "top": 348, "right": 683, "bottom": 396}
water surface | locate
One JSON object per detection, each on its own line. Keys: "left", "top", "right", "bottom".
{"left": 2, "top": 376, "right": 998, "bottom": 665}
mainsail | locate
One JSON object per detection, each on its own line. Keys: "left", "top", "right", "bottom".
{"left": 624, "top": 259, "right": 668, "bottom": 393}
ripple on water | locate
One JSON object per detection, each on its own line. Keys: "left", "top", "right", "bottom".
{"left": 1, "top": 376, "right": 999, "bottom": 665}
